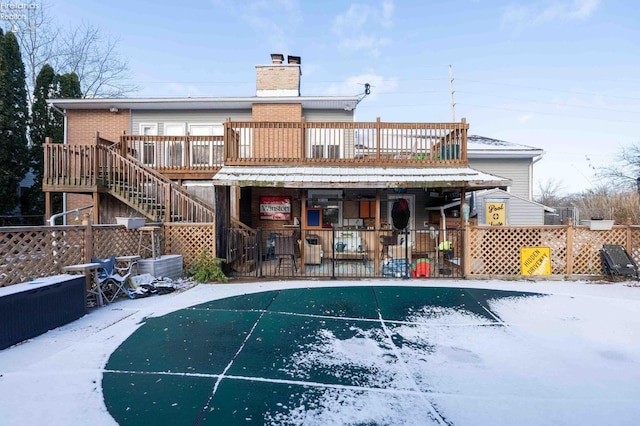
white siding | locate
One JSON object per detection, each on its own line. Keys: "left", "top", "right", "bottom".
{"left": 303, "top": 109, "right": 354, "bottom": 122}
{"left": 469, "top": 158, "right": 532, "bottom": 200}
{"left": 476, "top": 191, "right": 545, "bottom": 226}
{"left": 131, "top": 110, "right": 253, "bottom": 135}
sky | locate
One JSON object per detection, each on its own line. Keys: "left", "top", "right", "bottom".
{"left": 1, "top": 278, "right": 640, "bottom": 424}
{"left": 9, "top": 0, "right": 640, "bottom": 195}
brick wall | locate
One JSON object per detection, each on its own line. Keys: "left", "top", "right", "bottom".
{"left": 252, "top": 103, "right": 301, "bottom": 122}
{"left": 66, "top": 109, "right": 130, "bottom": 145}
{"left": 64, "top": 109, "right": 129, "bottom": 218}
{"left": 256, "top": 65, "right": 300, "bottom": 93}
{"left": 66, "top": 193, "right": 93, "bottom": 216}
{"left": 252, "top": 104, "right": 302, "bottom": 159}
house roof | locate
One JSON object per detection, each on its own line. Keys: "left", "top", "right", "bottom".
{"left": 211, "top": 166, "right": 511, "bottom": 189}
{"left": 467, "top": 135, "right": 544, "bottom": 159}
{"left": 473, "top": 188, "right": 556, "bottom": 213}
{"left": 47, "top": 96, "right": 360, "bottom": 111}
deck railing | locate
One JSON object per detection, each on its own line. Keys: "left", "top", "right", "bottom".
{"left": 120, "top": 135, "right": 225, "bottom": 172}
{"left": 43, "top": 143, "right": 215, "bottom": 223}
{"left": 43, "top": 143, "right": 102, "bottom": 191}
{"left": 224, "top": 119, "right": 468, "bottom": 166}
{"left": 118, "top": 120, "right": 467, "bottom": 170}
{"left": 102, "top": 147, "right": 215, "bottom": 222}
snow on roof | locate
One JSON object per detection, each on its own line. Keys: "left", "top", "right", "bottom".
{"left": 467, "top": 135, "right": 544, "bottom": 159}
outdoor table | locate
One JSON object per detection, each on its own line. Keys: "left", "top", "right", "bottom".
{"left": 63, "top": 262, "right": 104, "bottom": 306}
{"left": 115, "top": 255, "right": 141, "bottom": 275}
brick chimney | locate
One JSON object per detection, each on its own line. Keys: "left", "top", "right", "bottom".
{"left": 256, "top": 53, "right": 301, "bottom": 97}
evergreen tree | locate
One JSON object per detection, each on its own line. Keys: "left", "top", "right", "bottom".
{"left": 49, "top": 72, "right": 81, "bottom": 215}
{"left": 24, "top": 66, "right": 81, "bottom": 216}
{"left": 23, "top": 64, "right": 56, "bottom": 216}
{"left": 0, "top": 30, "right": 29, "bottom": 215}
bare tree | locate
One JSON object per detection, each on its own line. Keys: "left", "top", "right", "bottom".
{"left": 535, "top": 178, "right": 567, "bottom": 206}
{"left": 5, "top": 1, "right": 137, "bottom": 99}
{"left": 58, "top": 23, "right": 137, "bottom": 98}
{"left": 598, "top": 143, "right": 640, "bottom": 192}
{"left": 4, "top": 2, "right": 60, "bottom": 103}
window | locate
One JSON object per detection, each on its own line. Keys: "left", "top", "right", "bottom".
{"left": 188, "top": 124, "right": 223, "bottom": 167}
{"left": 311, "top": 145, "right": 324, "bottom": 159}
{"left": 163, "top": 123, "right": 186, "bottom": 167}
{"left": 311, "top": 144, "right": 339, "bottom": 159}
{"left": 138, "top": 123, "right": 157, "bottom": 165}
{"left": 327, "top": 145, "right": 340, "bottom": 159}
{"left": 140, "top": 123, "right": 157, "bottom": 136}
{"left": 306, "top": 128, "right": 345, "bottom": 159}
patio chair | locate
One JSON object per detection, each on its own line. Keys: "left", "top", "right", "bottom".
{"left": 91, "top": 255, "right": 133, "bottom": 303}
{"left": 274, "top": 234, "right": 298, "bottom": 273}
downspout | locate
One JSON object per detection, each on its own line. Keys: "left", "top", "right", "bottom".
{"left": 439, "top": 206, "right": 447, "bottom": 243}
{"left": 531, "top": 154, "right": 544, "bottom": 201}
{"left": 49, "top": 104, "right": 69, "bottom": 223}
{"left": 63, "top": 109, "right": 68, "bottom": 222}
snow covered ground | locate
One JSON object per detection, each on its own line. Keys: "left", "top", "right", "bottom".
{"left": 1, "top": 279, "right": 639, "bottom": 425}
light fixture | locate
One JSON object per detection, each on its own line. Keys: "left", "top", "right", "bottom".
{"left": 109, "top": 107, "right": 119, "bottom": 113}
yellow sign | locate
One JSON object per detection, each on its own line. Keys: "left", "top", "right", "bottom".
{"left": 486, "top": 201, "right": 506, "bottom": 226}
{"left": 520, "top": 247, "right": 551, "bottom": 276}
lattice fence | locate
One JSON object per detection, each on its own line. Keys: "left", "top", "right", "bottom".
{"left": 0, "top": 226, "right": 85, "bottom": 286}
{"left": 163, "top": 223, "right": 216, "bottom": 271}
{"left": 4, "top": 223, "right": 640, "bottom": 286}
{"left": 469, "top": 225, "right": 640, "bottom": 276}
{"left": 93, "top": 226, "right": 141, "bottom": 258}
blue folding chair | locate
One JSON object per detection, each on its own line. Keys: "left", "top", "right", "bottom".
{"left": 91, "top": 255, "right": 133, "bottom": 303}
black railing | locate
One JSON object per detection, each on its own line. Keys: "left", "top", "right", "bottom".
{"left": 227, "top": 227, "right": 464, "bottom": 280}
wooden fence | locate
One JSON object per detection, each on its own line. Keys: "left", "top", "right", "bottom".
{"left": 2, "top": 222, "right": 639, "bottom": 287}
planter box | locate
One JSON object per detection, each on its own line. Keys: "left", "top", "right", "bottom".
{"left": 587, "top": 219, "right": 614, "bottom": 231}
{"left": 116, "top": 217, "right": 146, "bottom": 229}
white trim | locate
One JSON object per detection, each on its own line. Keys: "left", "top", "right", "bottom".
{"left": 47, "top": 96, "right": 360, "bottom": 111}
{"left": 136, "top": 123, "right": 158, "bottom": 166}
{"left": 188, "top": 123, "right": 224, "bottom": 167}
{"left": 163, "top": 122, "right": 186, "bottom": 136}
{"left": 188, "top": 123, "right": 223, "bottom": 136}
{"left": 138, "top": 122, "right": 158, "bottom": 136}
{"left": 163, "top": 122, "right": 186, "bottom": 167}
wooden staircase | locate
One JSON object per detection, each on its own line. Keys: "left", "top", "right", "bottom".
{"left": 102, "top": 141, "right": 216, "bottom": 222}
{"left": 43, "top": 139, "right": 216, "bottom": 223}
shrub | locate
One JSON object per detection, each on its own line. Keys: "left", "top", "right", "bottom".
{"left": 189, "top": 247, "right": 228, "bottom": 283}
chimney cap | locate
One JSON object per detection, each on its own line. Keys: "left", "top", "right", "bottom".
{"left": 270, "top": 53, "right": 284, "bottom": 64}
{"left": 287, "top": 55, "right": 301, "bottom": 65}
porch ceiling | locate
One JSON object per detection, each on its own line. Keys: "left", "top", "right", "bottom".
{"left": 211, "top": 166, "right": 511, "bottom": 189}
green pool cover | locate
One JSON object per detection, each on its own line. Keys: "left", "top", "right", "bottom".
{"left": 103, "top": 286, "right": 540, "bottom": 425}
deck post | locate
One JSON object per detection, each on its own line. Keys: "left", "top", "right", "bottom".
{"left": 375, "top": 117, "right": 381, "bottom": 160}
{"left": 463, "top": 221, "right": 471, "bottom": 277}
{"left": 566, "top": 218, "right": 574, "bottom": 275}
{"left": 82, "top": 214, "right": 93, "bottom": 263}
